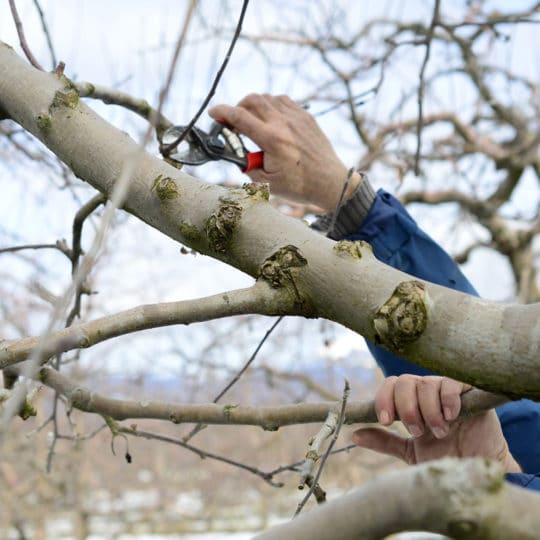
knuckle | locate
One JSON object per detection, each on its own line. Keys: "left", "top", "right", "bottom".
{"left": 423, "top": 409, "right": 443, "bottom": 426}
{"left": 399, "top": 406, "right": 420, "bottom": 425}
{"left": 277, "top": 94, "right": 295, "bottom": 106}
{"left": 240, "top": 93, "right": 266, "bottom": 109}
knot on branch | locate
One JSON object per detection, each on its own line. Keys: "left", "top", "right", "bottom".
{"left": 333, "top": 240, "right": 372, "bottom": 259}
{"left": 178, "top": 221, "right": 202, "bottom": 243}
{"left": 447, "top": 520, "right": 478, "bottom": 537}
{"left": 373, "top": 280, "right": 429, "bottom": 350}
{"left": 36, "top": 112, "right": 52, "bottom": 130}
{"left": 51, "top": 87, "right": 80, "bottom": 110}
{"left": 205, "top": 201, "right": 242, "bottom": 253}
{"left": 243, "top": 182, "right": 270, "bottom": 201}
{"left": 152, "top": 175, "right": 179, "bottom": 201}
{"left": 258, "top": 245, "right": 307, "bottom": 289}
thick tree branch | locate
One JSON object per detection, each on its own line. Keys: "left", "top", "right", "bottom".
{"left": 0, "top": 282, "right": 290, "bottom": 368}
{"left": 254, "top": 458, "right": 540, "bottom": 539}
{"left": 2, "top": 42, "right": 540, "bottom": 398}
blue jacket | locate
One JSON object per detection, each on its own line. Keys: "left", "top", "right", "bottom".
{"left": 345, "top": 188, "right": 540, "bottom": 491}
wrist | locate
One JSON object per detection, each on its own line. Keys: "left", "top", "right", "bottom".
{"left": 318, "top": 171, "right": 363, "bottom": 213}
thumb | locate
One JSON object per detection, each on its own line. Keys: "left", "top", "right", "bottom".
{"left": 352, "top": 427, "right": 409, "bottom": 462}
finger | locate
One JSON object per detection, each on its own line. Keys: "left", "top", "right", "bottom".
{"left": 352, "top": 427, "right": 409, "bottom": 462}
{"left": 394, "top": 375, "right": 424, "bottom": 438}
{"left": 417, "top": 376, "right": 448, "bottom": 439}
{"left": 237, "top": 93, "right": 276, "bottom": 121}
{"left": 208, "top": 104, "right": 270, "bottom": 148}
{"left": 374, "top": 376, "right": 397, "bottom": 426}
{"left": 440, "top": 378, "right": 470, "bottom": 422}
{"left": 273, "top": 94, "right": 301, "bottom": 113}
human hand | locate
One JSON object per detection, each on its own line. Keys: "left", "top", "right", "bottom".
{"left": 209, "top": 94, "right": 362, "bottom": 212}
{"left": 352, "top": 375, "right": 521, "bottom": 473}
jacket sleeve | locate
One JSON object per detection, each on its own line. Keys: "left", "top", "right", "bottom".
{"left": 319, "top": 178, "right": 540, "bottom": 487}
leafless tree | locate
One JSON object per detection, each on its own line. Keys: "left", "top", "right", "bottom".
{"left": 0, "top": 1, "right": 539, "bottom": 538}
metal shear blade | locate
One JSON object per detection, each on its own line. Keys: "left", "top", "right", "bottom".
{"left": 162, "top": 125, "right": 213, "bottom": 166}
{"left": 162, "top": 122, "right": 264, "bottom": 172}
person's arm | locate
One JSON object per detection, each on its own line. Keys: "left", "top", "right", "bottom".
{"left": 209, "top": 93, "right": 540, "bottom": 487}
{"left": 325, "top": 177, "right": 540, "bottom": 479}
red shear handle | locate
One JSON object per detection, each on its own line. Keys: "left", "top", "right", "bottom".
{"left": 244, "top": 151, "right": 264, "bottom": 173}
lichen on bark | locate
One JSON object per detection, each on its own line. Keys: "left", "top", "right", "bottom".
{"left": 373, "top": 280, "right": 429, "bottom": 350}
{"left": 206, "top": 202, "right": 242, "bottom": 253}
{"left": 151, "top": 175, "right": 179, "bottom": 201}
{"left": 178, "top": 221, "right": 201, "bottom": 242}
{"left": 243, "top": 182, "right": 270, "bottom": 201}
{"left": 51, "top": 87, "right": 80, "bottom": 110}
{"left": 333, "top": 239, "right": 372, "bottom": 259}
{"left": 258, "top": 245, "right": 308, "bottom": 288}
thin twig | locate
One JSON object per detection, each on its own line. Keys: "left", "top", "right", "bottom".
{"left": 66, "top": 193, "right": 106, "bottom": 325}
{"left": 32, "top": 0, "right": 57, "bottom": 69}
{"left": 45, "top": 394, "right": 59, "bottom": 473}
{"left": 155, "top": 0, "right": 199, "bottom": 133}
{"left": 161, "top": 0, "right": 250, "bottom": 154}
{"left": 267, "top": 444, "right": 357, "bottom": 477}
{"left": 74, "top": 83, "right": 173, "bottom": 136}
{"left": 294, "top": 380, "right": 350, "bottom": 516}
{"left": 182, "top": 315, "right": 283, "bottom": 442}
{"left": 414, "top": 0, "right": 441, "bottom": 176}
{"left": 8, "top": 0, "right": 44, "bottom": 70}
{"left": 310, "top": 88, "right": 376, "bottom": 117}
{"left": 0, "top": 241, "right": 71, "bottom": 258}
{"left": 120, "top": 426, "right": 285, "bottom": 488}
{"left": 70, "top": 193, "right": 106, "bottom": 272}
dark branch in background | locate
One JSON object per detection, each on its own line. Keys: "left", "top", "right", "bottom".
{"left": 45, "top": 394, "right": 59, "bottom": 473}
{"left": 161, "top": 0, "right": 250, "bottom": 155}
{"left": 0, "top": 241, "right": 71, "bottom": 258}
{"left": 66, "top": 193, "right": 106, "bottom": 326}
{"left": 120, "top": 426, "right": 285, "bottom": 488}
{"left": 182, "top": 315, "right": 284, "bottom": 443}
{"left": 414, "top": 0, "right": 440, "bottom": 176}
{"left": 309, "top": 88, "right": 376, "bottom": 118}
{"left": 48, "top": 193, "right": 106, "bottom": 471}
{"left": 31, "top": 0, "right": 57, "bottom": 69}
{"left": 8, "top": 0, "right": 44, "bottom": 70}
{"left": 154, "top": 0, "right": 199, "bottom": 140}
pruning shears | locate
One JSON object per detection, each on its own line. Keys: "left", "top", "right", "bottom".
{"left": 161, "top": 121, "right": 264, "bottom": 173}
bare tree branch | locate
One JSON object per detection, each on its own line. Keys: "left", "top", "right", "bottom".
{"left": 38, "top": 366, "right": 506, "bottom": 428}
{"left": 414, "top": 0, "right": 440, "bottom": 175}
{"left": 254, "top": 458, "right": 540, "bottom": 539}
{"left": 0, "top": 282, "right": 289, "bottom": 368}
{"left": 8, "top": 0, "right": 44, "bottom": 70}
{"left": 74, "top": 82, "right": 172, "bottom": 136}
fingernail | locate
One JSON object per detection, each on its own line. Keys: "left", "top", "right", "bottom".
{"left": 443, "top": 407, "right": 453, "bottom": 421}
{"left": 379, "top": 410, "right": 390, "bottom": 425}
{"left": 408, "top": 424, "right": 423, "bottom": 438}
{"left": 432, "top": 426, "right": 448, "bottom": 439}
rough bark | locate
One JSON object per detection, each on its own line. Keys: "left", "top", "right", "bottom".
{"left": 254, "top": 458, "right": 540, "bottom": 540}
{"left": 2, "top": 42, "right": 540, "bottom": 399}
